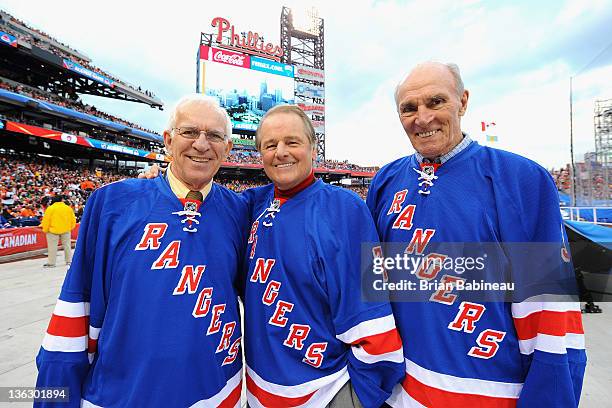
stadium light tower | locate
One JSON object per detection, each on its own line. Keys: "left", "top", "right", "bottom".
{"left": 280, "top": 6, "right": 324, "bottom": 69}
{"left": 291, "top": 7, "right": 320, "bottom": 37}
{"left": 281, "top": 6, "right": 326, "bottom": 160}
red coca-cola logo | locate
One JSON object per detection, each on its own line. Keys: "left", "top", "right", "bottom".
{"left": 213, "top": 50, "right": 246, "bottom": 66}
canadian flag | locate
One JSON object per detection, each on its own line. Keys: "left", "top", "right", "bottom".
{"left": 481, "top": 121, "right": 496, "bottom": 131}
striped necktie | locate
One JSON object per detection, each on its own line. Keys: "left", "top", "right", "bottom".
{"left": 185, "top": 190, "right": 203, "bottom": 202}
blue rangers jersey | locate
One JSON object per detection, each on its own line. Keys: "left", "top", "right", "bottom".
{"left": 243, "top": 180, "right": 405, "bottom": 408}
{"left": 367, "top": 141, "right": 586, "bottom": 407}
{"left": 36, "top": 176, "right": 247, "bottom": 408}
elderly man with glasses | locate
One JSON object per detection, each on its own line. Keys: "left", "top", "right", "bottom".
{"left": 35, "top": 95, "right": 247, "bottom": 408}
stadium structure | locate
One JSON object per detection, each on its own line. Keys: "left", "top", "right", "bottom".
{"left": 0, "top": 7, "right": 375, "bottom": 261}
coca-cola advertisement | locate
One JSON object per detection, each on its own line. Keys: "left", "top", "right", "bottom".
{"left": 198, "top": 46, "right": 295, "bottom": 132}
{"left": 200, "top": 45, "right": 250, "bottom": 69}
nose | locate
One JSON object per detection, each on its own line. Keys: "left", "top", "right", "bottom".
{"left": 275, "top": 142, "right": 289, "bottom": 158}
{"left": 192, "top": 133, "right": 211, "bottom": 151}
{"left": 414, "top": 106, "right": 434, "bottom": 128}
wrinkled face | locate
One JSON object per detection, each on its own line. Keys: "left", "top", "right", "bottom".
{"left": 163, "top": 102, "right": 232, "bottom": 190}
{"left": 396, "top": 64, "right": 469, "bottom": 158}
{"left": 258, "top": 112, "right": 316, "bottom": 191}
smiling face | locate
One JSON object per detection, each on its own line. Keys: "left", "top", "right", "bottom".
{"left": 396, "top": 63, "right": 469, "bottom": 158}
{"left": 163, "top": 101, "right": 232, "bottom": 190}
{"left": 258, "top": 112, "right": 317, "bottom": 191}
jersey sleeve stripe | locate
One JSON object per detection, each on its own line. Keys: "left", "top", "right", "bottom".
{"left": 47, "top": 314, "right": 88, "bottom": 337}
{"left": 352, "top": 347, "right": 405, "bottom": 364}
{"left": 246, "top": 365, "right": 347, "bottom": 396}
{"left": 405, "top": 359, "right": 523, "bottom": 398}
{"left": 87, "top": 338, "right": 98, "bottom": 353}
{"left": 190, "top": 369, "right": 242, "bottom": 407}
{"left": 89, "top": 325, "right": 101, "bottom": 340}
{"left": 336, "top": 314, "right": 396, "bottom": 343}
{"left": 513, "top": 310, "right": 584, "bottom": 339}
{"left": 54, "top": 299, "right": 90, "bottom": 317}
{"left": 518, "top": 333, "right": 586, "bottom": 355}
{"left": 402, "top": 374, "right": 518, "bottom": 408}
{"left": 41, "top": 333, "right": 88, "bottom": 352}
{"left": 352, "top": 328, "right": 403, "bottom": 355}
{"left": 386, "top": 382, "right": 427, "bottom": 408}
{"left": 246, "top": 374, "right": 315, "bottom": 407}
{"left": 511, "top": 297, "right": 580, "bottom": 319}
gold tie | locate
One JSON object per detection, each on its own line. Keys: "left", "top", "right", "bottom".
{"left": 185, "top": 190, "right": 203, "bottom": 202}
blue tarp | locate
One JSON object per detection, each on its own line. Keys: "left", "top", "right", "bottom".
{"left": 573, "top": 208, "right": 612, "bottom": 223}
{"left": 0, "top": 89, "right": 162, "bottom": 143}
{"left": 565, "top": 220, "right": 612, "bottom": 250}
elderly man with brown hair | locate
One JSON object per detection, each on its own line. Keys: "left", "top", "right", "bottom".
{"left": 242, "top": 105, "right": 404, "bottom": 408}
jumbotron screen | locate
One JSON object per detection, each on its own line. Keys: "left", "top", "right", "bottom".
{"left": 198, "top": 45, "right": 294, "bottom": 131}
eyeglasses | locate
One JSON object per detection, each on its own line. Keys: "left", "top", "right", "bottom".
{"left": 172, "top": 127, "right": 226, "bottom": 143}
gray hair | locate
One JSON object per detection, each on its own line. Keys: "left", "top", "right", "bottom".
{"left": 394, "top": 62, "right": 465, "bottom": 110}
{"left": 166, "top": 94, "right": 232, "bottom": 140}
{"left": 255, "top": 104, "right": 316, "bottom": 150}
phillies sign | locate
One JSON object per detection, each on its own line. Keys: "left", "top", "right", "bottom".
{"left": 212, "top": 17, "right": 283, "bottom": 61}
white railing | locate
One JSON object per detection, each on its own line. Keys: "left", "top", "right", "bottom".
{"left": 561, "top": 206, "right": 612, "bottom": 226}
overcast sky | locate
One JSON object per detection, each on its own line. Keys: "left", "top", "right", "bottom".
{"left": 2, "top": 0, "right": 612, "bottom": 168}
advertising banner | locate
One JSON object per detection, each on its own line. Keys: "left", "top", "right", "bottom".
{"left": 0, "top": 31, "right": 17, "bottom": 48}
{"left": 295, "top": 83, "right": 325, "bottom": 99}
{"left": 4, "top": 121, "right": 168, "bottom": 161}
{"left": 293, "top": 64, "right": 325, "bottom": 82}
{"left": 0, "top": 227, "right": 43, "bottom": 256}
{"left": 297, "top": 102, "right": 325, "bottom": 116}
{"left": 200, "top": 47, "right": 294, "bottom": 132}
{"left": 5, "top": 121, "right": 93, "bottom": 148}
{"left": 200, "top": 45, "right": 250, "bottom": 69}
{"left": 312, "top": 120, "right": 325, "bottom": 133}
{"left": 0, "top": 225, "right": 80, "bottom": 258}
{"left": 62, "top": 59, "right": 114, "bottom": 87}
{"left": 231, "top": 137, "right": 256, "bottom": 146}
{"left": 250, "top": 56, "right": 294, "bottom": 78}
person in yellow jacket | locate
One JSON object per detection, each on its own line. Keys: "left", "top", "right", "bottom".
{"left": 41, "top": 195, "right": 76, "bottom": 268}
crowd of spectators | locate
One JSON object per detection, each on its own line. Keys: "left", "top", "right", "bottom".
{"left": 318, "top": 159, "right": 379, "bottom": 172}
{"left": 0, "top": 79, "right": 161, "bottom": 137}
{"left": 550, "top": 164, "right": 611, "bottom": 204}
{"left": 224, "top": 149, "right": 378, "bottom": 173}
{"left": 0, "top": 11, "right": 158, "bottom": 99}
{"left": 216, "top": 177, "right": 266, "bottom": 193}
{"left": 0, "top": 152, "right": 126, "bottom": 228}
{"left": 0, "top": 152, "right": 376, "bottom": 230}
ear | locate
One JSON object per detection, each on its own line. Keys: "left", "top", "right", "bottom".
{"left": 311, "top": 145, "right": 317, "bottom": 162}
{"left": 223, "top": 140, "right": 234, "bottom": 158}
{"left": 459, "top": 90, "right": 469, "bottom": 116}
{"left": 163, "top": 130, "right": 173, "bottom": 156}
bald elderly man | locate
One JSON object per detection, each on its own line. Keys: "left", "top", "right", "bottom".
{"left": 367, "top": 62, "right": 586, "bottom": 407}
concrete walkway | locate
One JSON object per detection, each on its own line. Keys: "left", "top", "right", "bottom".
{"left": 0, "top": 258, "right": 610, "bottom": 406}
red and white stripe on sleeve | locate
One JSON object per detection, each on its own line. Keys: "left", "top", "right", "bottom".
{"left": 336, "top": 314, "right": 404, "bottom": 364}
{"left": 511, "top": 295, "right": 585, "bottom": 355}
{"left": 387, "top": 359, "right": 522, "bottom": 408}
{"left": 42, "top": 299, "right": 90, "bottom": 353}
